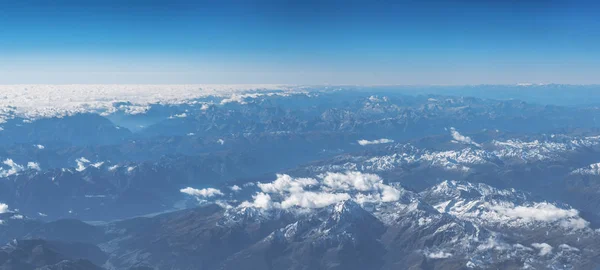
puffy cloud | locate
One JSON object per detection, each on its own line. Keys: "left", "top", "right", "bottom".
{"left": 258, "top": 174, "right": 318, "bottom": 194}
{"left": 229, "top": 185, "right": 242, "bottom": 192}
{"left": 380, "top": 185, "right": 402, "bottom": 202}
{"left": 424, "top": 250, "right": 453, "bottom": 259}
{"left": 322, "top": 171, "right": 402, "bottom": 202}
{"left": 35, "top": 144, "right": 45, "bottom": 150}
{"left": 240, "top": 192, "right": 275, "bottom": 209}
{"left": 27, "top": 162, "right": 41, "bottom": 171}
{"left": 531, "top": 243, "right": 553, "bottom": 256}
{"left": 245, "top": 171, "right": 401, "bottom": 211}
{"left": 449, "top": 127, "right": 481, "bottom": 147}
{"left": 322, "top": 171, "right": 383, "bottom": 192}
{"left": 489, "top": 203, "right": 588, "bottom": 229}
{"left": 280, "top": 191, "right": 350, "bottom": 209}
{"left": 357, "top": 138, "right": 394, "bottom": 146}
{"left": 180, "top": 187, "right": 224, "bottom": 198}
{"left": 0, "top": 159, "right": 26, "bottom": 177}
{"left": 0, "top": 203, "right": 8, "bottom": 213}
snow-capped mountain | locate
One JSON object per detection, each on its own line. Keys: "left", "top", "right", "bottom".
{"left": 2, "top": 88, "right": 600, "bottom": 269}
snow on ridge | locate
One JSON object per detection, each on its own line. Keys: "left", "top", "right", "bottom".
{"left": 571, "top": 162, "right": 600, "bottom": 175}
{"left": 422, "top": 181, "right": 590, "bottom": 231}
{"left": 0, "top": 84, "right": 295, "bottom": 122}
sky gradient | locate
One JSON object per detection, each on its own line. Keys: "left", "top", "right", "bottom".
{"left": 1, "top": 0, "right": 599, "bottom": 84}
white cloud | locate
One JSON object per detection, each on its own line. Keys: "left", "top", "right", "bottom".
{"left": 180, "top": 187, "right": 224, "bottom": 198}
{"left": 108, "top": 164, "right": 120, "bottom": 171}
{"left": 531, "top": 243, "right": 553, "bottom": 256}
{"left": 0, "top": 159, "right": 25, "bottom": 177}
{"left": 258, "top": 174, "right": 318, "bottom": 194}
{"left": 449, "top": 127, "right": 481, "bottom": 147}
{"left": 322, "top": 171, "right": 384, "bottom": 192}
{"left": 240, "top": 192, "right": 275, "bottom": 209}
{"left": 229, "top": 185, "right": 242, "bottom": 192}
{"left": 280, "top": 191, "right": 350, "bottom": 209}
{"left": 380, "top": 185, "right": 402, "bottom": 202}
{"left": 0, "top": 84, "right": 291, "bottom": 122}
{"left": 424, "top": 250, "right": 453, "bottom": 259}
{"left": 322, "top": 171, "right": 401, "bottom": 202}
{"left": 357, "top": 138, "right": 394, "bottom": 146}
{"left": 220, "top": 93, "right": 264, "bottom": 105}
{"left": 35, "top": 144, "right": 45, "bottom": 150}
{"left": 217, "top": 139, "right": 225, "bottom": 145}
{"left": 27, "top": 162, "right": 41, "bottom": 171}
{"left": 0, "top": 203, "right": 8, "bottom": 213}
{"left": 489, "top": 203, "right": 588, "bottom": 230}
{"left": 169, "top": 112, "right": 187, "bottom": 119}
{"left": 243, "top": 171, "right": 401, "bottom": 211}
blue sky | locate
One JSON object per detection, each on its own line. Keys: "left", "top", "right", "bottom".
{"left": 1, "top": 0, "right": 599, "bottom": 84}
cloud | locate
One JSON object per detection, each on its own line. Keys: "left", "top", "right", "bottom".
{"left": 0, "top": 159, "right": 26, "bottom": 177}
{"left": 240, "top": 192, "right": 275, "bottom": 209}
{"left": 380, "top": 185, "right": 402, "bottom": 202}
{"left": 168, "top": 112, "right": 187, "bottom": 119}
{"left": 258, "top": 174, "right": 318, "bottom": 194}
{"left": 424, "top": 250, "right": 453, "bottom": 259}
{"left": 0, "top": 84, "right": 289, "bottom": 123}
{"left": 229, "top": 185, "right": 242, "bottom": 192}
{"left": 27, "top": 162, "right": 41, "bottom": 171}
{"left": 280, "top": 191, "right": 350, "bottom": 209}
{"left": 531, "top": 243, "right": 553, "bottom": 256}
{"left": 220, "top": 93, "right": 264, "bottom": 105}
{"left": 489, "top": 202, "right": 588, "bottom": 229}
{"left": 449, "top": 127, "right": 481, "bottom": 147}
{"left": 35, "top": 144, "right": 45, "bottom": 150}
{"left": 0, "top": 203, "right": 8, "bottom": 213}
{"left": 244, "top": 171, "right": 402, "bottom": 211}
{"left": 322, "top": 171, "right": 385, "bottom": 192}
{"left": 180, "top": 187, "right": 224, "bottom": 198}
{"left": 322, "top": 171, "right": 401, "bottom": 202}
{"left": 357, "top": 138, "right": 394, "bottom": 146}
